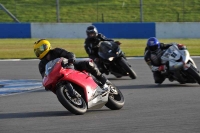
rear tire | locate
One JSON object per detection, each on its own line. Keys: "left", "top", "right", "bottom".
{"left": 56, "top": 84, "right": 87, "bottom": 115}
{"left": 105, "top": 87, "right": 125, "bottom": 110}
{"left": 119, "top": 57, "right": 137, "bottom": 79}
{"left": 187, "top": 64, "right": 200, "bottom": 85}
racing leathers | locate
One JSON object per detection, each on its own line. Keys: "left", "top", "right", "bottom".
{"left": 144, "top": 43, "right": 173, "bottom": 84}
{"left": 84, "top": 33, "right": 114, "bottom": 60}
{"left": 38, "top": 48, "right": 108, "bottom": 86}
{"left": 84, "top": 33, "right": 115, "bottom": 73}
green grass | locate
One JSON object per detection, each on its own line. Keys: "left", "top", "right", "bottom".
{"left": 1, "top": 0, "right": 200, "bottom": 22}
{"left": 0, "top": 38, "right": 199, "bottom": 59}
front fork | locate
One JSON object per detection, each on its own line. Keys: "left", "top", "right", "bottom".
{"left": 56, "top": 81, "right": 80, "bottom": 98}
{"left": 168, "top": 61, "right": 191, "bottom": 82}
{"left": 120, "top": 51, "right": 127, "bottom": 60}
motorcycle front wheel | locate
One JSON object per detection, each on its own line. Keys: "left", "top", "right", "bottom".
{"left": 186, "top": 64, "right": 200, "bottom": 85}
{"left": 119, "top": 57, "right": 137, "bottom": 79}
{"left": 105, "top": 86, "right": 125, "bottom": 110}
{"left": 56, "top": 85, "right": 87, "bottom": 115}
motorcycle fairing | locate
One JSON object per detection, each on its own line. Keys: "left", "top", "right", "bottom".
{"left": 43, "top": 58, "right": 100, "bottom": 102}
{"left": 161, "top": 44, "right": 197, "bottom": 71}
{"left": 98, "top": 41, "right": 121, "bottom": 60}
{"left": 60, "top": 69, "right": 110, "bottom": 108}
{"left": 161, "top": 45, "right": 181, "bottom": 62}
{"left": 43, "top": 58, "right": 64, "bottom": 90}
{"left": 160, "top": 44, "right": 200, "bottom": 83}
{"left": 180, "top": 50, "right": 197, "bottom": 69}
{"left": 59, "top": 69, "right": 107, "bottom": 103}
{"left": 87, "top": 87, "right": 110, "bottom": 109}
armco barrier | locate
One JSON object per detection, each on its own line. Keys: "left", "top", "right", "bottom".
{"left": 93, "top": 22, "right": 156, "bottom": 39}
{"left": 0, "top": 23, "right": 31, "bottom": 38}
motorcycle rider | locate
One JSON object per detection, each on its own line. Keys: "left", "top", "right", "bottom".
{"left": 144, "top": 37, "right": 185, "bottom": 84}
{"left": 33, "top": 39, "right": 110, "bottom": 95}
{"left": 84, "top": 25, "right": 121, "bottom": 73}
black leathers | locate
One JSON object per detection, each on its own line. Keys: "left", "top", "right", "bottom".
{"left": 144, "top": 43, "right": 172, "bottom": 67}
{"left": 38, "top": 48, "right": 107, "bottom": 85}
{"left": 144, "top": 43, "right": 173, "bottom": 84}
{"left": 84, "top": 33, "right": 114, "bottom": 60}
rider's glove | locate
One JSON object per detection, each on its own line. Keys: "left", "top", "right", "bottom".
{"left": 177, "top": 44, "right": 186, "bottom": 50}
{"left": 158, "top": 65, "right": 167, "bottom": 71}
{"left": 177, "top": 43, "right": 184, "bottom": 47}
{"left": 151, "top": 66, "right": 159, "bottom": 72}
{"left": 94, "top": 58, "right": 99, "bottom": 62}
{"left": 115, "top": 41, "right": 121, "bottom": 45}
{"left": 61, "top": 58, "right": 75, "bottom": 68}
{"left": 68, "top": 58, "right": 75, "bottom": 64}
{"left": 151, "top": 65, "right": 167, "bottom": 72}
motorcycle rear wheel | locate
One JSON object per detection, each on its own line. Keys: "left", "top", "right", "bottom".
{"left": 105, "top": 86, "right": 125, "bottom": 110}
{"left": 56, "top": 85, "right": 87, "bottom": 115}
{"left": 186, "top": 64, "right": 200, "bottom": 85}
{"left": 119, "top": 57, "right": 137, "bottom": 79}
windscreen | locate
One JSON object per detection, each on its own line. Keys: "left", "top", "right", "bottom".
{"left": 161, "top": 45, "right": 181, "bottom": 61}
{"left": 45, "top": 58, "right": 60, "bottom": 76}
{"left": 98, "top": 41, "right": 120, "bottom": 59}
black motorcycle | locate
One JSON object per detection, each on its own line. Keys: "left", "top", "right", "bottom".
{"left": 97, "top": 41, "right": 137, "bottom": 79}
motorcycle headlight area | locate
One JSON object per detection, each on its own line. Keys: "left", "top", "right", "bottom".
{"left": 108, "top": 57, "right": 114, "bottom": 61}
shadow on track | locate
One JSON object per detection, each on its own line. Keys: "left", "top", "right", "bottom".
{"left": 0, "top": 111, "right": 72, "bottom": 119}
{"left": 118, "top": 83, "right": 200, "bottom": 90}
{"left": 107, "top": 77, "right": 133, "bottom": 80}
{"left": 0, "top": 109, "right": 120, "bottom": 119}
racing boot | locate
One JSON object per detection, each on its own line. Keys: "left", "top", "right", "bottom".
{"left": 102, "top": 83, "right": 117, "bottom": 94}
{"left": 102, "top": 84, "right": 109, "bottom": 91}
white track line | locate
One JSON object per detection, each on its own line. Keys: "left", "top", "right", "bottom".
{"left": 0, "top": 86, "right": 43, "bottom": 97}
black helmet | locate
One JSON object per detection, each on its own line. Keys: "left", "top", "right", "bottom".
{"left": 86, "top": 25, "right": 98, "bottom": 38}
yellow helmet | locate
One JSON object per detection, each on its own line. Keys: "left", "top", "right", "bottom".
{"left": 33, "top": 39, "right": 51, "bottom": 59}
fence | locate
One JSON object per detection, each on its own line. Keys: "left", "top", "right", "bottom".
{"left": 0, "top": 0, "right": 200, "bottom": 23}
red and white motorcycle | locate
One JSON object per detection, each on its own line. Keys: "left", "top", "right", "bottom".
{"left": 42, "top": 58, "right": 125, "bottom": 115}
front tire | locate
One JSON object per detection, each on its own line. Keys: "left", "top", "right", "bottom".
{"left": 187, "top": 64, "right": 200, "bottom": 85}
{"left": 119, "top": 57, "right": 137, "bottom": 79}
{"left": 56, "top": 84, "right": 87, "bottom": 115}
{"left": 105, "top": 86, "right": 125, "bottom": 110}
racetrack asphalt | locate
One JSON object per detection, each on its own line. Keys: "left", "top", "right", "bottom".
{"left": 0, "top": 58, "right": 200, "bottom": 133}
